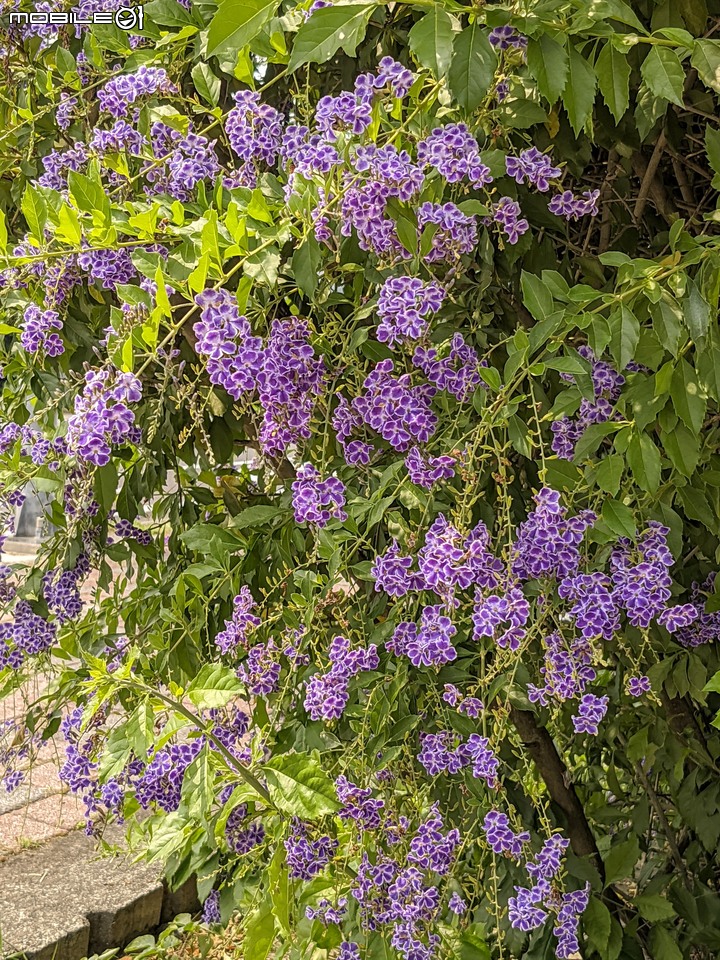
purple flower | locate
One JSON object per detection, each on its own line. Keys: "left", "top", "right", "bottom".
{"left": 506, "top": 148, "right": 561, "bottom": 192}
{"left": 572, "top": 694, "right": 609, "bottom": 735}
{"left": 627, "top": 675, "right": 651, "bottom": 697}
{"left": 492, "top": 197, "right": 530, "bottom": 244}
{"left": 417, "top": 202, "right": 478, "bottom": 262}
{"left": 658, "top": 603, "right": 699, "bottom": 633}
{"left": 417, "top": 124, "right": 492, "bottom": 186}
{"left": 405, "top": 447, "right": 455, "bottom": 488}
{"left": 488, "top": 25, "right": 528, "bottom": 50}
{"left": 215, "top": 587, "right": 261, "bottom": 655}
{"left": 376, "top": 276, "right": 445, "bottom": 347}
{"left": 285, "top": 819, "right": 338, "bottom": 879}
{"left": 292, "top": 463, "right": 347, "bottom": 527}
{"left": 98, "top": 66, "right": 174, "bottom": 118}
{"left": 20, "top": 304, "right": 64, "bottom": 357}
{"left": 482, "top": 810, "right": 530, "bottom": 858}
{"left": 448, "top": 892, "right": 466, "bottom": 914}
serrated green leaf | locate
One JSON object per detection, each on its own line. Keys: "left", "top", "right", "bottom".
{"left": 21, "top": 184, "right": 48, "bottom": 243}
{"left": 244, "top": 900, "right": 276, "bottom": 960}
{"left": 661, "top": 422, "right": 700, "bottom": 476}
{"left": 691, "top": 39, "right": 720, "bottom": 95}
{"left": 635, "top": 893, "right": 676, "bottom": 922}
{"left": 596, "top": 42, "right": 630, "bottom": 121}
{"left": 595, "top": 454, "right": 624, "bottom": 495}
{"left": 683, "top": 279, "right": 711, "bottom": 342}
{"left": 264, "top": 751, "right": 341, "bottom": 818}
{"left": 527, "top": 34, "right": 568, "bottom": 105}
{"left": 602, "top": 500, "right": 636, "bottom": 538}
{"left": 650, "top": 925, "right": 683, "bottom": 960}
{"left": 191, "top": 62, "right": 221, "bottom": 106}
{"left": 641, "top": 46, "right": 685, "bottom": 106}
{"left": 603, "top": 835, "right": 640, "bottom": 886}
{"left": 671, "top": 359, "right": 706, "bottom": 434}
{"left": 609, "top": 304, "right": 639, "bottom": 370}
{"left": 521, "top": 270, "right": 554, "bottom": 320}
{"left": 207, "top": 0, "right": 279, "bottom": 58}
{"left": 563, "top": 45, "right": 597, "bottom": 135}
{"left": 288, "top": 3, "right": 374, "bottom": 71}
{"left": 186, "top": 663, "right": 244, "bottom": 709}
{"left": 409, "top": 7, "right": 455, "bottom": 78}
{"left": 448, "top": 22, "right": 497, "bottom": 110}
{"left": 652, "top": 297, "right": 683, "bottom": 357}
{"left": 627, "top": 431, "right": 661, "bottom": 492}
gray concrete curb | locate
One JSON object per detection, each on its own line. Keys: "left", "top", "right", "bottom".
{"left": 0, "top": 829, "right": 200, "bottom": 960}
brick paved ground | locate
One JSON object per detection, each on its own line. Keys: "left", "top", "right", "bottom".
{"left": 0, "top": 541, "right": 127, "bottom": 858}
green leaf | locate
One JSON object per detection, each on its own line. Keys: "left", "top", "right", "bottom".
{"left": 191, "top": 63, "right": 221, "bottom": 106}
{"left": 683, "top": 279, "right": 711, "bottom": 342}
{"left": 68, "top": 170, "right": 111, "bottom": 223}
{"left": 288, "top": 3, "right": 374, "bottom": 71}
{"left": 244, "top": 900, "right": 276, "bottom": 960}
{"left": 292, "top": 236, "right": 322, "bottom": 298}
{"left": 603, "top": 836, "right": 640, "bottom": 886}
{"left": 244, "top": 246, "right": 280, "bottom": 286}
{"left": 0, "top": 209, "right": 6, "bottom": 252}
{"left": 563, "top": 45, "right": 597, "bottom": 135}
{"left": 408, "top": 7, "right": 455, "bottom": 79}
{"left": 56, "top": 203, "right": 83, "bottom": 245}
{"left": 448, "top": 22, "right": 497, "bottom": 110}
{"left": 186, "top": 664, "right": 244, "bottom": 709}
{"left": 581, "top": 0, "right": 645, "bottom": 30}
{"left": 207, "top": 0, "right": 279, "bottom": 57}
{"left": 627, "top": 432, "right": 661, "bottom": 493}
{"left": 661, "top": 422, "right": 700, "bottom": 476}
{"left": 496, "top": 97, "right": 548, "bottom": 128}
{"left": 263, "top": 751, "right": 341, "bottom": 818}
{"left": 652, "top": 298, "right": 683, "bottom": 357}
{"left": 641, "top": 47, "right": 685, "bottom": 106}
{"left": 583, "top": 897, "right": 612, "bottom": 958}
{"left": 671, "top": 359, "right": 706, "bottom": 434}
{"left": 691, "top": 39, "right": 720, "bottom": 95}
{"left": 650, "top": 925, "right": 683, "bottom": 960}
{"left": 635, "top": 893, "right": 676, "bottom": 922}
{"left": 527, "top": 34, "right": 568, "bottom": 105}
{"left": 21, "top": 184, "right": 48, "bottom": 243}
{"left": 595, "top": 42, "right": 630, "bottom": 121}
{"left": 602, "top": 500, "right": 636, "bottom": 538}
{"left": 609, "top": 304, "right": 640, "bottom": 370}
{"left": 143, "top": 0, "right": 194, "bottom": 26}
{"left": 230, "top": 504, "right": 282, "bottom": 531}
{"left": 706, "top": 125, "right": 720, "bottom": 188}
{"left": 596, "top": 454, "right": 624, "bottom": 495}
{"left": 521, "top": 270, "right": 553, "bottom": 320}
{"left": 153, "top": 265, "right": 172, "bottom": 318}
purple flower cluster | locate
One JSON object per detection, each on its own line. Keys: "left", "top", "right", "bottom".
{"left": 43, "top": 556, "right": 88, "bottom": 623}
{"left": 304, "top": 635, "right": 378, "bottom": 721}
{"left": 145, "top": 122, "right": 220, "bottom": 200}
{"left": 405, "top": 447, "right": 455, "bottom": 488}
{"left": 418, "top": 124, "right": 492, "bottom": 186}
{"left": 528, "top": 631, "right": 596, "bottom": 705}
{"left": 354, "top": 360, "right": 437, "bottom": 452}
{"left": 193, "top": 289, "right": 264, "bottom": 399}
{"left": 376, "top": 276, "right": 445, "bottom": 347}
{"left": 225, "top": 801, "right": 265, "bottom": 855}
{"left": 472, "top": 585, "right": 530, "bottom": 650}
{"left": 549, "top": 189, "right": 600, "bottom": 220}
{"left": 417, "top": 731, "right": 499, "bottom": 787}
{"left": 506, "top": 148, "right": 562, "bottom": 192}
{"left": 413, "top": 333, "right": 481, "bottom": 401}
{"left": 388, "top": 605, "right": 457, "bottom": 668}
{"left": 134, "top": 740, "right": 203, "bottom": 811}
{"left": 336, "top": 775, "right": 384, "bottom": 830}
{"left": 225, "top": 91, "right": 283, "bottom": 187}
{"left": 492, "top": 197, "right": 530, "bottom": 244}
{"left": 417, "top": 202, "right": 478, "bottom": 262}
{"left": 285, "top": 819, "right": 338, "bottom": 879}
{"left": 332, "top": 395, "right": 374, "bottom": 466}
{"left": 551, "top": 346, "right": 624, "bottom": 459}
{"left": 627, "top": 675, "right": 651, "bottom": 697}
{"left": 77, "top": 247, "right": 137, "bottom": 291}
{"left": 572, "top": 693, "right": 609, "bottom": 735}
{"left": 674, "top": 575, "right": 720, "bottom": 647}
{"left": 98, "top": 66, "right": 174, "bottom": 118}
{"left": 36, "top": 142, "right": 88, "bottom": 190}
{"left": 237, "top": 640, "right": 281, "bottom": 696}
{"left": 20, "top": 304, "right": 64, "bottom": 357}
{"left": 66, "top": 369, "right": 142, "bottom": 466}
{"left": 215, "top": 587, "right": 260, "bottom": 655}
{"left": 306, "top": 897, "right": 348, "bottom": 925}
{"left": 512, "top": 488, "right": 595, "bottom": 581}
{"left": 610, "top": 523, "right": 673, "bottom": 628}
{"left": 291, "top": 463, "right": 346, "bottom": 527}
